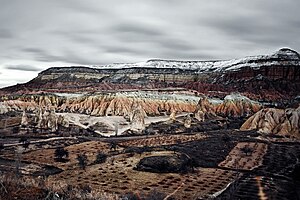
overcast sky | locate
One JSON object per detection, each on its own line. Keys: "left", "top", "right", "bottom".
{"left": 0, "top": 0, "right": 299, "bottom": 87}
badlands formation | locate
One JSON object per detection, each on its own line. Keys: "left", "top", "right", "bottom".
{"left": 0, "top": 49, "right": 300, "bottom": 200}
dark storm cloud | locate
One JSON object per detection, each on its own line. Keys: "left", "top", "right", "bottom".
{"left": 0, "top": 0, "right": 300, "bottom": 87}
{"left": 5, "top": 64, "right": 41, "bottom": 72}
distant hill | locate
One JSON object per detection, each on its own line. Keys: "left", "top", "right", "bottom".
{"left": 1, "top": 48, "right": 299, "bottom": 102}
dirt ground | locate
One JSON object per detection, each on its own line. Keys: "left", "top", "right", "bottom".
{"left": 1, "top": 121, "right": 300, "bottom": 199}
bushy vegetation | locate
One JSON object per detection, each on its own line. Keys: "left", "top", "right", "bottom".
{"left": 0, "top": 173, "right": 119, "bottom": 200}
{"left": 54, "top": 147, "right": 69, "bottom": 162}
{"left": 94, "top": 151, "right": 107, "bottom": 164}
{"left": 77, "top": 154, "right": 88, "bottom": 170}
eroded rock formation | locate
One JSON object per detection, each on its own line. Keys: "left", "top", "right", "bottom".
{"left": 20, "top": 109, "right": 69, "bottom": 132}
{"left": 0, "top": 92, "right": 197, "bottom": 117}
{"left": 130, "top": 102, "right": 145, "bottom": 132}
{"left": 241, "top": 107, "right": 300, "bottom": 138}
{"left": 194, "top": 96, "right": 216, "bottom": 122}
{"left": 215, "top": 94, "right": 261, "bottom": 118}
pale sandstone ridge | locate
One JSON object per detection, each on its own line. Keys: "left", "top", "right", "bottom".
{"left": 59, "top": 94, "right": 196, "bottom": 116}
{"left": 193, "top": 93, "right": 261, "bottom": 121}
{"left": 215, "top": 94, "right": 261, "bottom": 118}
{"left": 241, "top": 107, "right": 300, "bottom": 138}
{"left": 0, "top": 93, "right": 262, "bottom": 121}
{"left": 0, "top": 93, "right": 197, "bottom": 116}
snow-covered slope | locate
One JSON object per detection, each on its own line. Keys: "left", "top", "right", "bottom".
{"left": 93, "top": 48, "right": 300, "bottom": 72}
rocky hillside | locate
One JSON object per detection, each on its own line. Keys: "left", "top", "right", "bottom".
{"left": 0, "top": 92, "right": 198, "bottom": 116}
{"left": 0, "top": 92, "right": 261, "bottom": 119}
{"left": 0, "top": 48, "right": 299, "bottom": 102}
{"left": 241, "top": 107, "right": 300, "bottom": 138}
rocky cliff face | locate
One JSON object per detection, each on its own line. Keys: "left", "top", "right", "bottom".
{"left": 0, "top": 92, "right": 198, "bottom": 116}
{"left": 1, "top": 48, "right": 299, "bottom": 102}
{"left": 240, "top": 107, "right": 300, "bottom": 138}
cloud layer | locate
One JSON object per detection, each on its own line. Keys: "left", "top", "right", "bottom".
{"left": 0, "top": 0, "right": 299, "bottom": 87}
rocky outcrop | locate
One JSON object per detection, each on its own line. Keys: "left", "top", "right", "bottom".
{"left": 21, "top": 111, "right": 29, "bottom": 127}
{"left": 0, "top": 102, "right": 11, "bottom": 114}
{"left": 20, "top": 109, "right": 69, "bottom": 132}
{"left": 240, "top": 107, "right": 300, "bottom": 138}
{"left": 184, "top": 114, "right": 192, "bottom": 128}
{"left": 194, "top": 96, "right": 216, "bottom": 121}
{"left": 215, "top": 94, "right": 261, "bottom": 118}
{"left": 130, "top": 102, "right": 145, "bottom": 132}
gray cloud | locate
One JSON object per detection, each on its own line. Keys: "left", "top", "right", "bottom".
{"left": 0, "top": 29, "right": 14, "bottom": 39}
{"left": 0, "top": 0, "right": 299, "bottom": 87}
{"left": 5, "top": 64, "right": 41, "bottom": 72}
{"left": 112, "top": 23, "right": 163, "bottom": 37}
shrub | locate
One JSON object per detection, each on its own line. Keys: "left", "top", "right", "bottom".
{"left": 12, "top": 126, "right": 20, "bottom": 134}
{"left": 77, "top": 154, "right": 88, "bottom": 170}
{"left": 0, "top": 143, "right": 4, "bottom": 150}
{"left": 94, "top": 152, "right": 107, "bottom": 164}
{"left": 22, "top": 140, "right": 30, "bottom": 149}
{"left": 240, "top": 146, "right": 253, "bottom": 156}
{"left": 19, "top": 137, "right": 28, "bottom": 144}
{"left": 54, "top": 147, "right": 69, "bottom": 162}
{"left": 109, "top": 141, "right": 118, "bottom": 151}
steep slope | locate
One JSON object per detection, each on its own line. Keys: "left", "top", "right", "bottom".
{"left": 215, "top": 94, "right": 261, "bottom": 118}
{"left": 240, "top": 107, "right": 300, "bottom": 138}
{"left": 0, "top": 48, "right": 299, "bottom": 102}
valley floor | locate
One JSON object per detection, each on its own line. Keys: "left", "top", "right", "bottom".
{"left": 0, "top": 117, "right": 300, "bottom": 200}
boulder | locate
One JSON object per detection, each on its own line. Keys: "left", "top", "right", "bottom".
{"left": 135, "top": 154, "right": 192, "bottom": 173}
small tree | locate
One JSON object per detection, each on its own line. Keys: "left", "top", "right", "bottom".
{"left": 109, "top": 141, "right": 117, "bottom": 152}
{"left": 0, "top": 143, "right": 4, "bottom": 150}
{"left": 12, "top": 126, "right": 20, "bottom": 134}
{"left": 22, "top": 140, "right": 30, "bottom": 150}
{"left": 54, "top": 147, "right": 69, "bottom": 162}
{"left": 241, "top": 146, "right": 253, "bottom": 156}
{"left": 19, "top": 137, "right": 28, "bottom": 144}
{"left": 77, "top": 154, "right": 88, "bottom": 170}
{"left": 94, "top": 152, "right": 107, "bottom": 164}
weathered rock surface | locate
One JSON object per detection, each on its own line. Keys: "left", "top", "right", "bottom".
{"left": 194, "top": 96, "right": 216, "bottom": 122}
{"left": 130, "top": 102, "right": 146, "bottom": 132}
{"left": 0, "top": 92, "right": 197, "bottom": 117}
{"left": 241, "top": 107, "right": 300, "bottom": 138}
{"left": 215, "top": 94, "right": 261, "bottom": 118}
{"left": 20, "top": 109, "right": 69, "bottom": 132}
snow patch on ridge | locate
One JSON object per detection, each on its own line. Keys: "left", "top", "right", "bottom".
{"left": 90, "top": 48, "right": 300, "bottom": 72}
